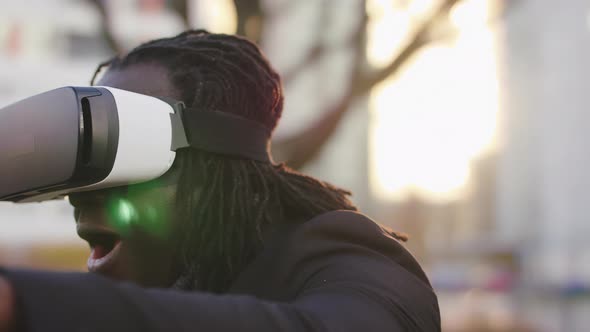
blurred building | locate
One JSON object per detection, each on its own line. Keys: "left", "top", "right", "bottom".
{"left": 496, "top": 0, "right": 590, "bottom": 330}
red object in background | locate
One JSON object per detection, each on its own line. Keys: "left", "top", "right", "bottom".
{"left": 485, "top": 270, "right": 516, "bottom": 292}
{"left": 6, "top": 23, "right": 22, "bottom": 56}
{"left": 139, "top": 0, "right": 165, "bottom": 13}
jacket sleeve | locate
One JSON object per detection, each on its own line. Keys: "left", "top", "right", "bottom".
{"left": 2, "top": 267, "right": 409, "bottom": 332}
{"left": 2, "top": 211, "right": 439, "bottom": 332}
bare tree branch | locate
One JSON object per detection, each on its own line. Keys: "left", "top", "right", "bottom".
{"left": 87, "top": 0, "right": 122, "bottom": 54}
{"left": 273, "top": 0, "right": 463, "bottom": 169}
{"left": 354, "top": 0, "right": 461, "bottom": 96}
{"left": 280, "top": 0, "right": 331, "bottom": 85}
{"left": 271, "top": 0, "right": 368, "bottom": 168}
{"left": 264, "top": 0, "right": 309, "bottom": 18}
{"left": 281, "top": 44, "right": 324, "bottom": 85}
{"left": 233, "top": 0, "right": 265, "bottom": 43}
{"left": 169, "top": 0, "right": 190, "bottom": 28}
{"left": 88, "top": 0, "right": 463, "bottom": 171}
{"left": 272, "top": 93, "right": 356, "bottom": 169}
{"left": 423, "top": 0, "right": 516, "bottom": 45}
{"left": 89, "top": 0, "right": 192, "bottom": 54}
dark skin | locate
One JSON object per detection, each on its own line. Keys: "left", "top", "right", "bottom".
{"left": 69, "top": 63, "right": 185, "bottom": 288}
{"left": 70, "top": 64, "right": 187, "bottom": 287}
{"left": 0, "top": 63, "right": 191, "bottom": 329}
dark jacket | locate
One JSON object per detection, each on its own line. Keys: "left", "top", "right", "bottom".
{"left": 2, "top": 210, "right": 440, "bottom": 331}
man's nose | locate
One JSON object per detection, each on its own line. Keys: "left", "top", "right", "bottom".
{"left": 76, "top": 204, "right": 110, "bottom": 226}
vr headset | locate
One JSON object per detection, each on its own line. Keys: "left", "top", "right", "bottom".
{"left": 0, "top": 86, "right": 271, "bottom": 203}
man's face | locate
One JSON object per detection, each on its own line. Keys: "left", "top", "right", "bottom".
{"left": 69, "top": 63, "right": 183, "bottom": 288}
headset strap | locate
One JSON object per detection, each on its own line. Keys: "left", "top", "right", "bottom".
{"left": 170, "top": 102, "right": 272, "bottom": 163}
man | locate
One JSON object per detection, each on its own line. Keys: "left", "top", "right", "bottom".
{"left": 0, "top": 30, "right": 440, "bottom": 331}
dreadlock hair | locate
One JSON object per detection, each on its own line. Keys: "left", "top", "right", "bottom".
{"left": 92, "top": 30, "right": 358, "bottom": 293}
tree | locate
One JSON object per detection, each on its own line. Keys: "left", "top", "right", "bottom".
{"left": 87, "top": 0, "right": 463, "bottom": 170}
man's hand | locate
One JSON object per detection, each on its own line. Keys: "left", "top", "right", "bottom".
{"left": 0, "top": 276, "right": 15, "bottom": 332}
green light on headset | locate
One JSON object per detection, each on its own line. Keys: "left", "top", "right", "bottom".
{"left": 107, "top": 197, "right": 137, "bottom": 235}
{"left": 106, "top": 196, "right": 170, "bottom": 238}
{"left": 116, "top": 199, "right": 137, "bottom": 225}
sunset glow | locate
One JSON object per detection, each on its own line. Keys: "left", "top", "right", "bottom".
{"left": 368, "top": 0, "right": 498, "bottom": 202}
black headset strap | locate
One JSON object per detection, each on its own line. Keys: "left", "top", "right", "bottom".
{"left": 160, "top": 97, "right": 272, "bottom": 163}
{"left": 175, "top": 103, "right": 272, "bottom": 162}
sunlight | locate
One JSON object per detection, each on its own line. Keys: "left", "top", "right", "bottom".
{"left": 369, "top": 0, "right": 498, "bottom": 202}
{"left": 195, "top": 0, "right": 237, "bottom": 34}
{"left": 449, "top": 0, "right": 491, "bottom": 29}
{"left": 367, "top": 0, "right": 412, "bottom": 68}
{"left": 407, "top": 0, "right": 437, "bottom": 18}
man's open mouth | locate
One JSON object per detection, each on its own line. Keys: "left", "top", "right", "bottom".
{"left": 77, "top": 225, "right": 123, "bottom": 273}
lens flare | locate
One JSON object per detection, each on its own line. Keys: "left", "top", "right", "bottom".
{"left": 142, "top": 204, "right": 169, "bottom": 237}
{"left": 106, "top": 197, "right": 137, "bottom": 235}
{"left": 105, "top": 192, "right": 171, "bottom": 238}
{"left": 116, "top": 199, "right": 137, "bottom": 225}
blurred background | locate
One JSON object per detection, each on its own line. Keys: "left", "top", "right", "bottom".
{"left": 0, "top": 0, "right": 589, "bottom": 330}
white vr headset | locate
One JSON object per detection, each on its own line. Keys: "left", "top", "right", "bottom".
{"left": 0, "top": 86, "right": 272, "bottom": 203}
